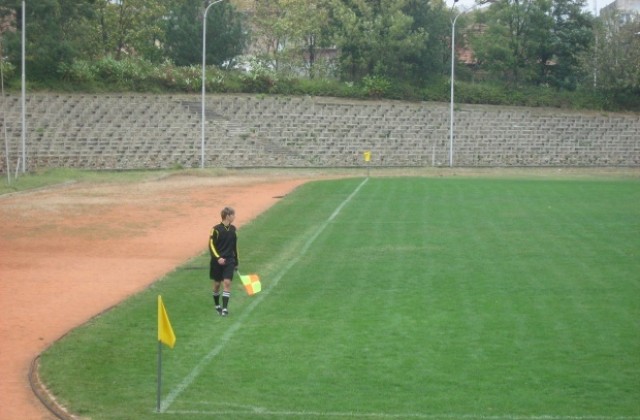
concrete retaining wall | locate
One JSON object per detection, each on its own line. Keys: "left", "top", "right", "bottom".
{"left": 1, "top": 93, "right": 638, "bottom": 172}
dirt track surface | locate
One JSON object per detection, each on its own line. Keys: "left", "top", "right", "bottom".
{"left": 0, "top": 173, "right": 312, "bottom": 419}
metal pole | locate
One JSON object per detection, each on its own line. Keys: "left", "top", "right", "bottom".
{"left": 21, "top": 1, "right": 26, "bottom": 173}
{"left": 448, "top": 0, "right": 461, "bottom": 169}
{"left": 201, "top": 0, "right": 225, "bottom": 169}
{"left": 1, "top": 50, "right": 11, "bottom": 184}
{"left": 0, "top": 37, "right": 11, "bottom": 185}
{"left": 156, "top": 340, "right": 162, "bottom": 412}
{"left": 449, "top": 0, "right": 493, "bottom": 168}
{"left": 450, "top": 13, "right": 460, "bottom": 168}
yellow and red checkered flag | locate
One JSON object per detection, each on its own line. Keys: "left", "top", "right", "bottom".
{"left": 240, "top": 273, "right": 262, "bottom": 295}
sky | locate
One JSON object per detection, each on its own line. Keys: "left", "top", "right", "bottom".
{"left": 444, "top": 0, "right": 616, "bottom": 15}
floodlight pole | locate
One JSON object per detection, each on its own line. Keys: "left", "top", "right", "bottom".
{"left": 21, "top": 1, "right": 26, "bottom": 173}
{"left": 449, "top": 0, "right": 492, "bottom": 168}
{"left": 201, "top": 0, "right": 225, "bottom": 169}
{"left": 449, "top": 10, "right": 461, "bottom": 168}
{"left": 1, "top": 41, "right": 10, "bottom": 184}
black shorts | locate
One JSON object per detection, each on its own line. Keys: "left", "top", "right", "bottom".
{"left": 210, "top": 258, "right": 236, "bottom": 282}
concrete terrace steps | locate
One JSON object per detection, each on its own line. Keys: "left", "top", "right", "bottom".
{"left": 0, "top": 93, "right": 639, "bottom": 171}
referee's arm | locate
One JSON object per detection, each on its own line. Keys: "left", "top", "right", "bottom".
{"left": 209, "top": 228, "right": 221, "bottom": 259}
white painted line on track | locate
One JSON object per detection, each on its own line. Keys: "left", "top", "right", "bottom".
{"left": 160, "top": 178, "right": 369, "bottom": 413}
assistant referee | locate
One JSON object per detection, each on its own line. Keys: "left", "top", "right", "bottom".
{"left": 209, "top": 207, "right": 238, "bottom": 317}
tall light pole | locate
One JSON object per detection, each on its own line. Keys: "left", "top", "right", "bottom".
{"left": 21, "top": 1, "right": 26, "bottom": 173}
{"left": 449, "top": 0, "right": 492, "bottom": 168}
{"left": 449, "top": 9, "right": 461, "bottom": 168}
{"left": 201, "top": 0, "right": 225, "bottom": 169}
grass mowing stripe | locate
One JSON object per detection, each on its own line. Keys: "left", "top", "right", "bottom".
{"left": 160, "top": 177, "right": 369, "bottom": 412}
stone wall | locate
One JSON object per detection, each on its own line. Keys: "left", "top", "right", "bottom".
{"left": 0, "top": 93, "right": 638, "bottom": 172}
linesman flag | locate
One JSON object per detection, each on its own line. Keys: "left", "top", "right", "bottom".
{"left": 157, "top": 295, "right": 176, "bottom": 349}
{"left": 240, "top": 273, "right": 262, "bottom": 296}
{"left": 363, "top": 151, "right": 371, "bottom": 162}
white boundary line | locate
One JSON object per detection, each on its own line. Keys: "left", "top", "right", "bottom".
{"left": 164, "top": 408, "right": 639, "bottom": 419}
{"left": 160, "top": 178, "right": 369, "bottom": 413}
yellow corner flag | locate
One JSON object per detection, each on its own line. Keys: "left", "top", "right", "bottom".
{"left": 157, "top": 296, "right": 176, "bottom": 349}
{"left": 240, "top": 274, "right": 262, "bottom": 296}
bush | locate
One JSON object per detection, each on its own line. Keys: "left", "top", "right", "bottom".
{"left": 605, "top": 89, "right": 640, "bottom": 112}
{"left": 175, "top": 65, "right": 201, "bottom": 93}
{"left": 421, "top": 79, "right": 450, "bottom": 102}
{"left": 2, "top": 54, "right": 637, "bottom": 111}
{"left": 361, "top": 75, "right": 391, "bottom": 98}
{"left": 0, "top": 59, "right": 16, "bottom": 80}
{"left": 57, "top": 60, "right": 91, "bottom": 83}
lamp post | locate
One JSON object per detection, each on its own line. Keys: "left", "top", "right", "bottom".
{"left": 21, "top": 0, "right": 26, "bottom": 173}
{"left": 449, "top": 0, "right": 491, "bottom": 167}
{"left": 201, "top": 0, "right": 225, "bottom": 169}
{"left": 449, "top": 8, "right": 462, "bottom": 168}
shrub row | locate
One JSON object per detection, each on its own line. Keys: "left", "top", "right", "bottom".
{"left": 3, "top": 56, "right": 636, "bottom": 111}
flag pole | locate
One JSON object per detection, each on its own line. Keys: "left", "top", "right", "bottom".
{"left": 156, "top": 295, "right": 176, "bottom": 412}
{"left": 157, "top": 340, "right": 162, "bottom": 412}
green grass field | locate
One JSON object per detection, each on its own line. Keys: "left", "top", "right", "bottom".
{"left": 39, "top": 176, "right": 640, "bottom": 419}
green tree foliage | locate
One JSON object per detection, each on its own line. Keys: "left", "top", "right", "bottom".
{"left": 275, "top": 0, "right": 333, "bottom": 79}
{"left": 471, "top": 0, "right": 593, "bottom": 89}
{"left": 1, "top": 0, "right": 95, "bottom": 79}
{"left": 472, "top": 0, "right": 543, "bottom": 85}
{"left": 329, "top": 0, "right": 430, "bottom": 82}
{"left": 251, "top": 0, "right": 335, "bottom": 77}
{"left": 91, "top": 0, "right": 173, "bottom": 63}
{"left": 163, "top": 0, "right": 201, "bottom": 66}
{"left": 164, "top": 0, "right": 247, "bottom": 67}
{"left": 588, "top": 11, "right": 640, "bottom": 93}
{"left": 540, "top": 0, "right": 593, "bottom": 89}
{"left": 404, "top": 0, "right": 452, "bottom": 82}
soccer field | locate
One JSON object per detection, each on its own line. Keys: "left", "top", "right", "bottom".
{"left": 40, "top": 176, "right": 640, "bottom": 419}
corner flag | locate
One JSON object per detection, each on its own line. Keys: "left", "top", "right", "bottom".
{"left": 240, "top": 273, "right": 262, "bottom": 295}
{"left": 157, "top": 296, "right": 176, "bottom": 349}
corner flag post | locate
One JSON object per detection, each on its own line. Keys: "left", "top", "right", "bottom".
{"left": 157, "top": 295, "right": 176, "bottom": 412}
{"left": 157, "top": 340, "right": 162, "bottom": 412}
{"left": 363, "top": 151, "right": 371, "bottom": 177}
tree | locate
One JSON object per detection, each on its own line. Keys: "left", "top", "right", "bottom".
{"left": 1, "top": 0, "right": 96, "bottom": 79}
{"left": 91, "top": 0, "right": 173, "bottom": 62}
{"left": 250, "top": 0, "right": 334, "bottom": 77}
{"left": 587, "top": 10, "right": 640, "bottom": 92}
{"left": 471, "top": 0, "right": 539, "bottom": 85}
{"left": 541, "top": 0, "right": 593, "bottom": 89}
{"left": 471, "top": 0, "right": 593, "bottom": 89}
{"left": 277, "top": 0, "right": 333, "bottom": 79}
{"left": 164, "top": 0, "right": 247, "bottom": 67}
{"left": 404, "top": 0, "right": 451, "bottom": 82}
{"left": 329, "top": 0, "right": 430, "bottom": 82}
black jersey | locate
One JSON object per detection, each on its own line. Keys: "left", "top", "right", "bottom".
{"left": 209, "top": 223, "right": 239, "bottom": 264}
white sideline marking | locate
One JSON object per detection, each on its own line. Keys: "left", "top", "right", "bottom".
{"left": 160, "top": 178, "right": 369, "bottom": 413}
{"left": 164, "top": 408, "right": 640, "bottom": 419}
